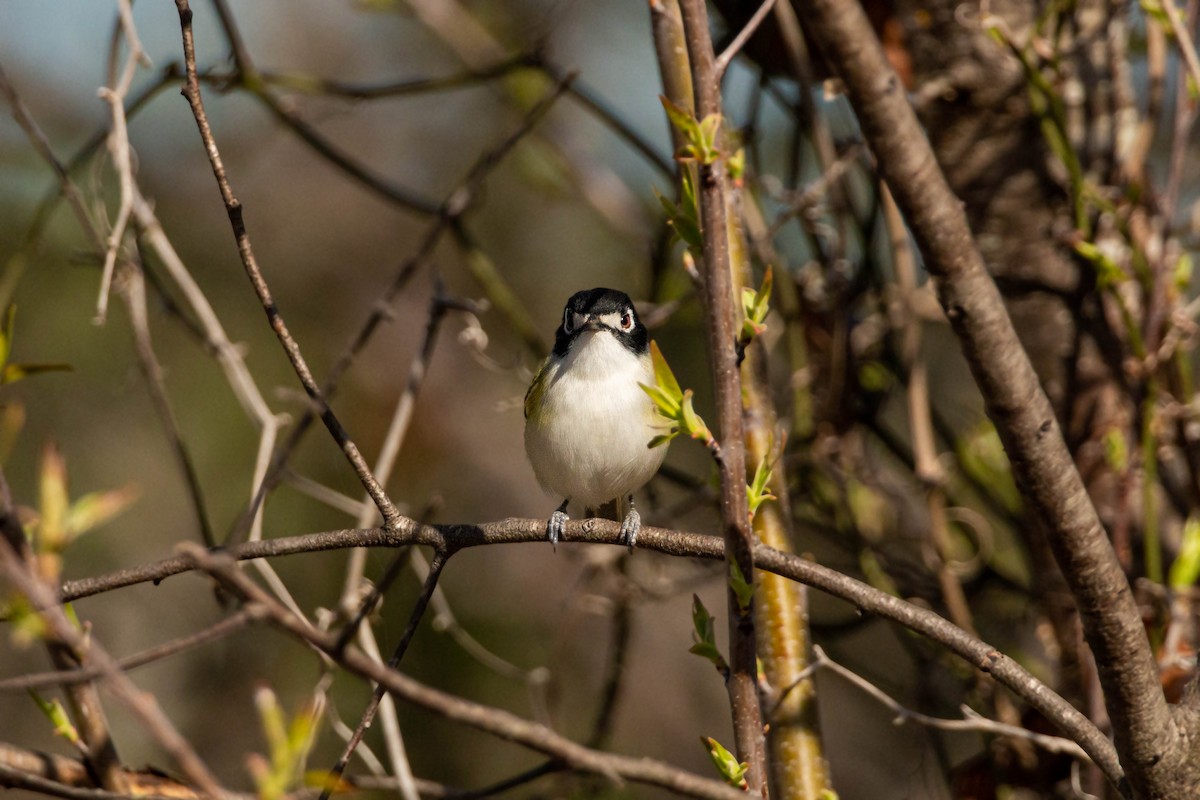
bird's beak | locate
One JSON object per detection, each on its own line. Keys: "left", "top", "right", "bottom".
{"left": 581, "top": 316, "right": 604, "bottom": 332}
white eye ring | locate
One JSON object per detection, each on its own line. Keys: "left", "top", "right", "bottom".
{"left": 620, "top": 310, "right": 633, "bottom": 330}
{"left": 562, "top": 308, "right": 573, "bottom": 333}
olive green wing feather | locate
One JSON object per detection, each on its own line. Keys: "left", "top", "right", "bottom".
{"left": 524, "top": 357, "right": 550, "bottom": 420}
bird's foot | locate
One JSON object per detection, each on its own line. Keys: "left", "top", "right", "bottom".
{"left": 618, "top": 504, "right": 641, "bottom": 550}
{"left": 547, "top": 499, "right": 569, "bottom": 550}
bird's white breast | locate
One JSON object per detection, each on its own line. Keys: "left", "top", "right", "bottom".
{"left": 524, "top": 331, "right": 667, "bottom": 508}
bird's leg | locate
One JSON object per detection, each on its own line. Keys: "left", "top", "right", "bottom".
{"left": 547, "top": 498, "right": 570, "bottom": 549}
{"left": 618, "top": 495, "right": 641, "bottom": 549}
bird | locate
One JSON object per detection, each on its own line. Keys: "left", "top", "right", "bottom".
{"left": 524, "top": 288, "right": 668, "bottom": 549}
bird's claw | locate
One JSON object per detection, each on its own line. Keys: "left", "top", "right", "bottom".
{"left": 618, "top": 506, "right": 641, "bottom": 550}
{"left": 547, "top": 508, "right": 569, "bottom": 550}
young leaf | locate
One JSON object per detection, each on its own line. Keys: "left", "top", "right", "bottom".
{"left": 29, "top": 690, "right": 81, "bottom": 746}
{"left": 747, "top": 456, "right": 777, "bottom": 522}
{"left": 37, "top": 442, "right": 69, "bottom": 554}
{"left": 639, "top": 343, "right": 716, "bottom": 455}
{"left": 728, "top": 560, "right": 755, "bottom": 613}
{"left": 66, "top": 485, "right": 139, "bottom": 539}
{"left": 650, "top": 341, "right": 682, "bottom": 398}
{"left": 680, "top": 391, "right": 705, "bottom": 438}
{"left": 1102, "top": 429, "right": 1128, "bottom": 472}
{"left": 700, "top": 736, "right": 749, "bottom": 788}
{"left": 647, "top": 432, "right": 678, "bottom": 449}
{"left": 660, "top": 95, "right": 700, "bottom": 143}
{"left": 688, "top": 594, "right": 728, "bottom": 671}
{"left": 641, "top": 383, "right": 681, "bottom": 418}
{"left": 739, "top": 267, "right": 774, "bottom": 345}
{"left": 728, "top": 147, "right": 746, "bottom": 187}
{"left": 252, "top": 687, "right": 324, "bottom": 800}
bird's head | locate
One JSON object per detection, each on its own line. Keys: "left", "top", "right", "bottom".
{"left": 552, "top": 288, "right": 648, "bottom": 359}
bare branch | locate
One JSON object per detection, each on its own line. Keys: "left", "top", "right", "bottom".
{"left": 809, "top": 646, "right": 1090, "bottom": 761}
{"left": 53, "top": 517, "right": 1123, "bottom": 788}
{"left": 173, "top": 0, "right": 401, "bottom": 529}
{"left": 713, "top": 0, "right": 778, "bottom": 79}
{"left": 184, "top": 545, "right": 750, "bottom": 800}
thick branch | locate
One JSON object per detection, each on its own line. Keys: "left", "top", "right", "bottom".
{"left": 791, "top": 1, "right": 1178, "bottom": 797}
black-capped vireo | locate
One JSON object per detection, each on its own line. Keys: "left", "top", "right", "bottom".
{"left": 524, "top": 288, "right": 668, "bottom": 548}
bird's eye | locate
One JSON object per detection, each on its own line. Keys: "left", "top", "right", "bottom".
{"left": 620, "top": 311, "right": 633, "bottom": 330}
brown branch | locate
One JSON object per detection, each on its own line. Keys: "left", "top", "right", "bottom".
{"left": 675, "top": 0, "right": 768, "bottom": 793}
{"left": 53, "top": 519, "right": 1123, "bottom": 788}
{"left": 0, "top": 543, "right": 224, "bottom": 797}
{"left": 791, "top": 1, "right": 1184, "bottom": 796}
{"left": 173, "top": 0, "right": 401, "bottom": 530}
{"left": 214, "top": 2, "right": 434, "bottom": 213}
{"left": 183, "top": 546, "right": 749, "bottom": 800}
{"left": 225, "top": 67, "right": 572, "bottom": 547}
{"left": 807, "top": 646, "right": 1090, "bottom": 761}
{"left": 118, "top": 256, "right": 214, "bottom": 547}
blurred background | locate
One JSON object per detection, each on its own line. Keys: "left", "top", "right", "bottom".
{"left": 2, "top": 1, "right": 1197, "bottom": 799}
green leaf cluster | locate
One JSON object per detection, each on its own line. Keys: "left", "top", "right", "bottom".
{"left": 250, "top": 687, "right": 323, "bottom": 800}
{"left": 640, "top": 342, "right": 714, "bottom": 449}
{"left": 30, "top": 443, "right": 138, "bottom": 582}
{"left": 660, "top": 96, "right": 722, "bottom": 165}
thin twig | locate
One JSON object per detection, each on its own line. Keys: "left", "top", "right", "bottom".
{"left": 94, "top": 0, "right": 149, "bottom": 324}
{"left": 1160, "top": 0, "right": 1200, "bottom": 112}
{"left": 318, "top": 550, "right": 450, "bottom": 800}
{"left": 174, "top": 0, "right": 402, "bottom": 528}
{"left": 3, "top": 56, "right": 302, "bottom": 611}
{"left": 184, "top": 545, "right": 746, "bottom": 800}
{"left": 339, "top": 286, "right": 450, "bottom": 612}
{"left": 713, "top": 0, "right": 779, "bottom": 79}
{"left": 808, "top": 646, "right": 1090, "bottom": 761}
{"left": 585, "top": 557, "right": 634, "bottom": 751}
{"left": 117, "top": 256, "right": 215, "bottom": 547}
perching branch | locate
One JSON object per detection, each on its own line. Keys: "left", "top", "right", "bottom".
{"left": 52, "top": 516, "right": 1124, "bottom": 789}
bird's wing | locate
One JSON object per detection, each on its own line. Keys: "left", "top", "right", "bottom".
{"left": 524, "top": 357, "right": 550, "bottom": 420}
